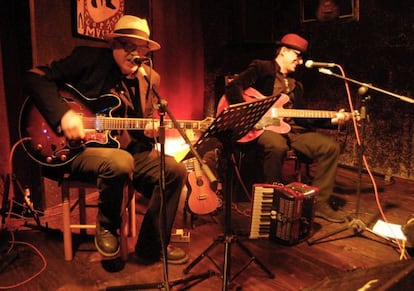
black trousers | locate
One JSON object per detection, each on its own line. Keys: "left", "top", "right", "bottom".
{"left": 256, "top": 130, "right": 340, "bottom": 204}
{"left": 70, "top": 147, "right": 187, "bottom": 255}
{"left": 132, "top": 150, "right": 187, "bottom": 256}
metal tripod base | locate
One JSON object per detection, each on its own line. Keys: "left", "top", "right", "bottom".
{"left": 307, "top": 216, "right": 392, "bottom": 245}
{"left": 183, "top": 233, "right": 275, "bottom": 290}
{"left": 103, "top": 270, "right": 217, "bottom": 291}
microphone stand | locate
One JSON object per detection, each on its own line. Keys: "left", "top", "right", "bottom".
{"left": 308, "top": 68, "right": 409, "bottom": 245}
{"left": 105, "top": 62, "right": 217, "bottom": 291}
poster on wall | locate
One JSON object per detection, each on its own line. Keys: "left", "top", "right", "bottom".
{"left": 76, "top": 0, "right": 125, "bottom": 40}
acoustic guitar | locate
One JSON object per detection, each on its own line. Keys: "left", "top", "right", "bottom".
{"left": 185, "top": 158, "right": 219, "bottom": 215}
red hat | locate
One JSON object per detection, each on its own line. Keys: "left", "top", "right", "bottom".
{"left": 276, "top": 33, "right": 308, "bottom": 53}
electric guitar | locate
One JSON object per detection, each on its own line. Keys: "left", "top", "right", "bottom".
{"left": 185, "top": 158, "right": 219, "bottom": 215}
{"left": 217, "top": 87, "right": 353, "bottom": 143}
{"left": 19, "top": 84, "right": 213, "bottom": 167}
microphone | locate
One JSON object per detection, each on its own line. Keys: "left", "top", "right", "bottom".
{"left": 130, "top": 56, "right": 149, "bottom": 66}
{"left": 305, "top": 60, "right": 336, "bottom": 68}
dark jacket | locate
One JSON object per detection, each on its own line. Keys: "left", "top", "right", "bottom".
{"left": 225, "top": 59, "right": 334, "bottom": 130}
{"left": 24, "top": 46, "right": 159, "bottom": 151}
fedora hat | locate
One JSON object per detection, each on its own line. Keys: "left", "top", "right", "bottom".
{"left": 104, "top": 15, "right": 161, "bottom": 51}
{"left": 276, "top": 33, "right": 308, "bottom": 53}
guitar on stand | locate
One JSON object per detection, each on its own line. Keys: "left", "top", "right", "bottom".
{"left": 185, "top": 157, "right": 220, "bottom": 215}
{"left": 183, "top": 157, "right": 222, "bottom": 229}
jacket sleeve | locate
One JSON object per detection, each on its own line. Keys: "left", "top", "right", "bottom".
{"left": 224, "top": 60, "right": 275, "bottom": 105}
{"left": 25, "top": 68, "right": 71, "bottom": 133}
{"left": 224, "top": 60, "right": 260, "bottom": 104}
{"left": 24, "top": 46, "right": 114, "bottom": 132}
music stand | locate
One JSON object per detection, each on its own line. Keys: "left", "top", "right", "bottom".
{"left": 182, "top": 95, "right": 279, "bottom": 290}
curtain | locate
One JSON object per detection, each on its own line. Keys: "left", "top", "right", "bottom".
{"left": 152, "top": 0, "right": 204, "bottom": 120}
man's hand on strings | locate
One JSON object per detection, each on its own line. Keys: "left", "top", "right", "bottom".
{"left": 60, "top": 109, "right": 85, "bottom": 140}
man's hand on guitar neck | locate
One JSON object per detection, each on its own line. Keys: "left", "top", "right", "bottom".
{"left": 144, "top": 121, "right": 160, "bottom": 138}
{"left": 61, "top": 109, "right": 85, "bottom": 140}
{"left": 331, "top": 109, "right": 351, "bottom": 126}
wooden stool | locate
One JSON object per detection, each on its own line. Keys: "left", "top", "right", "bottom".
{"left": 60, "top": 174, "right": 136, "bottom": 261}
{"left": 285, "top": 149, "right": 313, "bottom": 183}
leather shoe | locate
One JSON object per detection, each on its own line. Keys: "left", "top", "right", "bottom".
{"left": 166, "top": 245, "right": 188, "bottom": 265}
{"left": 94, "top": 224, "right": 120, "bottom": 257}
{"left": 135, "top": 245, "right": 188, "bottom": 265}
{"left": 315, "top": 203, "right": 345, "bottom": 223}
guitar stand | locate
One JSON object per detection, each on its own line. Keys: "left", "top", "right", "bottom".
{"left": 182, "top": 95, "right": 279, "bottom": 290}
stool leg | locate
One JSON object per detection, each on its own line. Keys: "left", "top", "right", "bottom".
{"left": 295, "top": 158, "right": 302, "bottom": 182}
{"left": 120, "top": 214, "right": 128, "bottom": 261}
{"left": 120, "top": 184, "right": 135, "bottom": 261}
{"left": 78, "top": 188, "right": 87, "bottom": 237}
{"left": 62, "top": 183, "right": 73, "bottom": 261}
{"left": 128, "top": 189, "right": 136, "bottom": 238}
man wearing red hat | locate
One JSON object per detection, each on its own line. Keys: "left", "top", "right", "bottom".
{"left": 25, "top": 15, "right": 188, "bottom": 264}
{"left": 224, "top": 33, "right": 350, "bottom": 223}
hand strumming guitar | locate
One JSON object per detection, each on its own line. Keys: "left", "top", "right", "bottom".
{"left": 60, "top": 109, "right": 85, "bottom": 140}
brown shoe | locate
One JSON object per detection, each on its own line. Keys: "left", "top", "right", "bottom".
{"left": 166, "top": 245, "right": 188, "bottom": 265}
{"left": 315, "top": 203, "right": 345, "bottom": 223}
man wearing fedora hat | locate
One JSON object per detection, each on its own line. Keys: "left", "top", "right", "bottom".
{"left": 224, "top": 33, "right": 350, "bottom": 223}
{"left": 25, "top": 15, "right": 188, "bottom": 264}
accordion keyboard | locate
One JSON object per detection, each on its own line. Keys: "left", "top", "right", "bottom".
{"left": 249, "top": 185, "right": 274, "bottom": 239}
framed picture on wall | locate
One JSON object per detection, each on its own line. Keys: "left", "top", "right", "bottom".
{"left": 75, "top": 0, "right": 125, "bottom": 40}
{"left": 301, "top": 0, "right": 359, "bottom": 23}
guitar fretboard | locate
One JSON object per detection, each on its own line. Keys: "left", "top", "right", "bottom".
{"left": 273, "top": 108, "right": 338, "bottom": 119}
{"left": 82, "top": 117, "right": 210, "bottom": 131}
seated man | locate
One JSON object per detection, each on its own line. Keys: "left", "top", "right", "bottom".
{"left": 25, "top": 15, "right": 188, "bottom": 264}
{"left": 223, "top": 33, "right": 351, "bottom": 223}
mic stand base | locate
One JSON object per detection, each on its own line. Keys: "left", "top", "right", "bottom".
{"left": 182, "top": 233, "right": 275, "bottom": 282}
{"left": 307, "top": 215, "right": 393, "bottom": 246}
{"left": 308, "top": 93, "right": 392, "bottom": 247}
{"left": 103, "top": 270, "right": 217, "bottom": 291}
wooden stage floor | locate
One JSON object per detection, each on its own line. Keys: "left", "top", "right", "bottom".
{"left": 1, "top": 166, "right": 413, "bottom": 290}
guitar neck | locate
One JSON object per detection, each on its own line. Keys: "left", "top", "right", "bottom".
{"left": 83, "top": 117, "right": 210, "bottom": 131}
{"left": 275, "top": 108, "right": 339, "bottom": 119}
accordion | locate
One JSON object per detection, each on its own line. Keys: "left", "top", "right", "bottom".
{"left": 249, "top": 182, "right": 318, "bottom": 245}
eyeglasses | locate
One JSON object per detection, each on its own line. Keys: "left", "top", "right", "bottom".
{"left": 116, "top": 39, "right": 147, "bottom": 54}
{"left": 289, "top": 48, "right": 303, "bottom": 59}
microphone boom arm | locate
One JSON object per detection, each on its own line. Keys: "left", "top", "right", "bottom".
{"left": 318, "top": 68, "right": 414, "bottom": 104}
